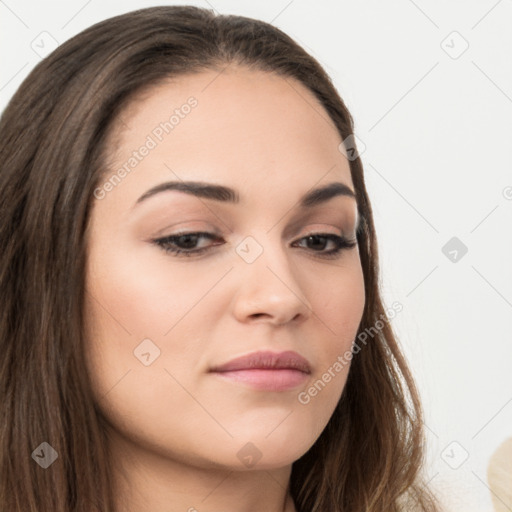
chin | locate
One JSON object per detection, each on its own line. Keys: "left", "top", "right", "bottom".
{"left": 226, "top": 434, "right": 315, "bottom": 471}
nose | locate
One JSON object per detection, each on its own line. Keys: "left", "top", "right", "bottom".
{"left": 231, "top": 237, "right": 312, "bottom": 326}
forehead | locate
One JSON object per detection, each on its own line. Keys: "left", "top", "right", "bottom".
{"left": 103, "top": 66, "right": 354, "bottom": 209}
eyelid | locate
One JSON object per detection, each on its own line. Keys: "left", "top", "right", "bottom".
{"left": 152, "top": 220, "right": 354, "bottom": 244}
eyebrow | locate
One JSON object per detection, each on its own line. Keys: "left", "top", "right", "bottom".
{"left": 133, "top": 180, "right": 357, "bottom": 209}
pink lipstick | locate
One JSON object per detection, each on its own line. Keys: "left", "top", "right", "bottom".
{"left": 209, "top": 350, "right": 311, "bottom": 391}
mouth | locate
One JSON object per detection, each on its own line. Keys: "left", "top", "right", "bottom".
{"left": 210, "top": 368, "right": 309, "bottom": 391}
{"left": 209, "top": 350, "right": 312, "bottom": 392}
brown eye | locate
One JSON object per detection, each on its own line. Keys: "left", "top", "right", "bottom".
{"left": 153, "top": 232, "right": 223, "bottom": 257}
{"left": 293, "top": 233, "right": 357, "bottom": 259}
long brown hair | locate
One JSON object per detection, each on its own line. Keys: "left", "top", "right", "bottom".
{"left": 0, "top": 6, "right": 441, "bottom": 511}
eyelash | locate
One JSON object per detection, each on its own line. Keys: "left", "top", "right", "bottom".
{"left": 152, "top": 231, "right": 357, "bottom": 260}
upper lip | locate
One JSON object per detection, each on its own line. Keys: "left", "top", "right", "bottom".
{"left": 210, "top": 350, "right": 312, "bottom": 374}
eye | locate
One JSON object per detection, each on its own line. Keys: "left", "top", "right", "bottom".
{"left": 152, "top": 231, "right": 357, "bottom": 259}
{"left": 152, "top": 231, "right": 221, "bottom": 257}
{"left": 292, "top": 233, "right": 357, "bottom": 259}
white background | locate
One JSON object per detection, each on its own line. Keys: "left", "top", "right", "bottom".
{"left": 1, "top": 2, "right": 511, "bottom": 511}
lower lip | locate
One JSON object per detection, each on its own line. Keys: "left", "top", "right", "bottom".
{"left": 210, "top": 369, "right": 309, "bottom": 391}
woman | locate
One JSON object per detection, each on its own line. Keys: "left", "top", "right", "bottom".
{"left": 0, "top": 6, "right": 441, "bottom": 512}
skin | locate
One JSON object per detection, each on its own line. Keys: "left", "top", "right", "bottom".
{"left": 84, "top": 65, "right": 366, "bottom": 512}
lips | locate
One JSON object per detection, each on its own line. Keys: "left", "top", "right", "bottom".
{"left": 209, "top": 350, "right": 311, "bottom": 392}
{"left": 210, "top": 350, "right": 312, "bottom": 374}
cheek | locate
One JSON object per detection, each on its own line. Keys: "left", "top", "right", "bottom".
{"left": 292, "top": 256, "right": 365, "bottom": 429}
{"left": 82, "top": 247, "right": 214, "bottom": 461}
{"left": 82, "top": 238, "right": 232, "bottom": 416}
{"left": 313, "top": 256, "right": 366, "bottom": 348}
{"left": 82, "top": 236, "right": 193, "bottom": 400}
{"left": 84, "top": 233, "right": 227, "bottom": 341}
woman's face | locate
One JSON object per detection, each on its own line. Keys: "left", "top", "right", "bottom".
{"left": 84, "top": 66, "right": 365, "bottom": 472}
